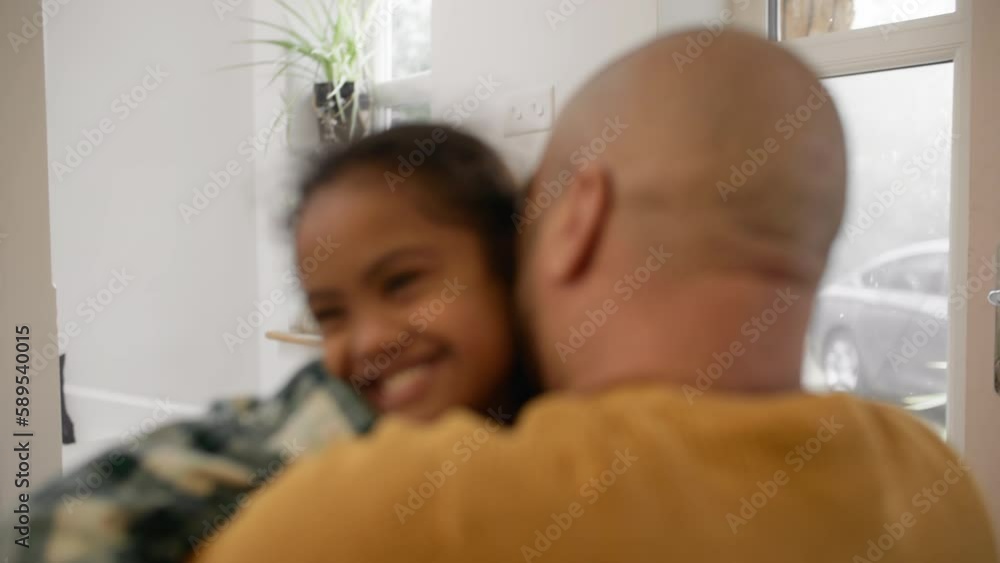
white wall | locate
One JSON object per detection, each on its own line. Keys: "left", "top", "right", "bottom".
{"left": 431, "top": 0, "right": 659, "bottom": 177}
{"left": 431, "top": 0, "right": 760, "bottom": 173}
{"left": 44, "top": 1, "right": 263, "bottom": 465}
{"left": 251, "top": 0, "right": 326, "bottom": 397}
{"left": 659, "top": 0, "right": 767, "bottom": 35}
{"left": 659, "top": 0, "right": 729, "bottom": 32}
{"left": 0, "top": 1, "right": 63, "bottom": 554}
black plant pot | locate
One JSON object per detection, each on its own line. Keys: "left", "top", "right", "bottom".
{"left": 314, "top": 81, "right": 371, "bottom": 145}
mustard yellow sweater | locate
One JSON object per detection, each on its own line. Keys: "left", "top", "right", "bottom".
{"left": 195, "top": 385, "right": 996, "bottom": 563}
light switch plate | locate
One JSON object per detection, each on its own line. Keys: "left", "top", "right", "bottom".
{"left": 503, "top": 86, "right": 554, "bottom": 138}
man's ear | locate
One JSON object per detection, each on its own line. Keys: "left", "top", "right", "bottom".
{"left": 538, "top": 164, "right": 611, "bottom": 283}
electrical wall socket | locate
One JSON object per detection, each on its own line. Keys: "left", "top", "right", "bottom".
{"left": 503, "top": 86, "right": 554, "bottom": 138}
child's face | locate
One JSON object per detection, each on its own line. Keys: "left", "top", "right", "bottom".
{"left": 296, "top": 166, "right": 515, "bottom": 421}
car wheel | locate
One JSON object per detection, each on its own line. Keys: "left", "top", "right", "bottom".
{"left": 822, "top": 331, "right": 865, "bottom": 393}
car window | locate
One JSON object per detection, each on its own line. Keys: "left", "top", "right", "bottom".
{"left": 862, "top": 252, "right": 947, "bottom": 295}
{"left": 862, "top": 264, "right": 890, "bottom": 289}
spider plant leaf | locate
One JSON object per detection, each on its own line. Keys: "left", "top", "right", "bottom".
{"left": 331, "top": 8, "right": 346, "bottom": 48}
{"left": 286, "top": 70, "right": 320, "bottom": 84}
{"left": 243, "top": 39, "right": 321, "bottom": 65}
{"left": 241, "top": 49, "right": 310, "bottom": 79}
{"left": 273, "top": 0, "right": 325, "bottom": 43}
{"left": 365, "top": 0, "right": 385, "bottom": 23}
{"left": 323, "top": 59, "right": 335, "bottom": 83}
{"left": 349, "top": 102, "right": 360, "bottom": 140}
{"left": 261, "top": 106, "right": 290, "bottom": 153}
{"left": 241, "top": 17, "right": 316, "bottom": 50}
{"left": 315, "top": 0, "right": 340, "bottom": 43}
{"left": 361, "top": 0, "right": 384, "bottom": 38}
{"left": 268, "top": 53, "right": 317, "bottom": 88}
{"left": 304, "top": 0, "right": 329, "bottom": 37}
{"left": 218, "top": 58, "right": 317, "bottom": 89}
{"left": 217, "top": 60, "right": 290, "bottom": 72}
{"left": 241, "top": 39, "right": 316, "bottom": 63}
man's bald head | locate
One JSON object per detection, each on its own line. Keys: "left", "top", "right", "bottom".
{"left": 519, "top": 30, "right": 847, "bottom": 392}
{"left": 535, "top": 29, "right": 845, "bottom": 283}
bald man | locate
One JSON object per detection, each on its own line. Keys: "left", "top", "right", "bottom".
{"left": 194, "top": 30, "right": 996, "bottom": 563}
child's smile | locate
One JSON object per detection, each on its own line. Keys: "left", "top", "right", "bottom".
{"left": 296, "top": 165, "right": 515, "bottom": 420}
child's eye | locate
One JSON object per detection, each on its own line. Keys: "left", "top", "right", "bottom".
{"left": 383, "top": 270, "right": 422, "bottom": 298}
{"left": 314, "top": 306, "right": 347, "bottom": 330}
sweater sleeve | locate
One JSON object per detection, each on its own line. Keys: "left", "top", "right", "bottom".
{"left": 190, "top": 398, "right": 616, "bottom": 563}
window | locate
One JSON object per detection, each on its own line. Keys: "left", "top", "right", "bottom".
{"left": 678, "top": 0, "right": 1000, "bottom": 515}
{"left": 895, "top": 253, "right": 949, "bottom": 295}
{"left": 389, "top": 103, "right": 432, "bottom": 126}
{"left": 861, "top": 265, "right": 888, "bottom": 289}
{"left": 864, "top": 253, "right": 948, "bottom": 294}
{"left": 723, "top": 1, "right": 974, "bottom": 437}
{"left": 779, "top": 0, "right": 956, "bottom": 40}
{"left": 388, "top": 0, "right": 431, "bottom": 79}
{"left": 807, "top": 62, "right": 953, "bottom": 432}
{"left": 370, "top": 0, "right": 433, "bottom": 129}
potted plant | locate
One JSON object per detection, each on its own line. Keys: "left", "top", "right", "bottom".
{"left": 245, "top": 0, "right": 384, "bottom": 145}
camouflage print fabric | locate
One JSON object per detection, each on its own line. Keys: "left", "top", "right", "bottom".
{"left": 3, "top": 361, "right": 375, "bottom": 563}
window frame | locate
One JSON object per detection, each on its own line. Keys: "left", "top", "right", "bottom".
{"left": 368, "top": 0, "right": 432, "bottom": 130}
{"left": 726, "top": 2, "right": 1000, "bottom": 527}
{"left": 743, "top": 0, "right": 972, "bottom": 431}
{"left": 725, "top": 0, "right": 1000, "bottom": 537}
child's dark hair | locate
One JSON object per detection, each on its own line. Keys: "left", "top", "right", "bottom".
{"left": 290, "top": 124, "right": 519, "bottom": 286}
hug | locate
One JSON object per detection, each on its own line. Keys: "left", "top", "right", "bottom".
{"left": 4, "top": 29, "right": 996, "bottom": 563}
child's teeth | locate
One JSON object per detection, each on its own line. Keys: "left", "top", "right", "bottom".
{"left": 382, "top": 366, "right": 428, "bottom": 397}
